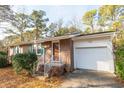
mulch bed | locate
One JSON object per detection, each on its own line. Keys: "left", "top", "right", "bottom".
{"left": 114, "top": 76, "right": 124, "bottom": 84}
{"left": 0, "top": 67, "right": 64, "bottom": 88}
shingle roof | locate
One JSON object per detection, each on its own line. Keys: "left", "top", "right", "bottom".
{"left": 9, "top": 31, "right": 115, "bottom": 47}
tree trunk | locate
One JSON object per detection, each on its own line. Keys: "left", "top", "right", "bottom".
{"left": 21, "top": 33, "right": 24, "bottom": 42}
{"left": 35, "top": 28, "right": 39, "bottom": 40}
{"left": 91, "top": 24, "right": 94, "bottom": 33}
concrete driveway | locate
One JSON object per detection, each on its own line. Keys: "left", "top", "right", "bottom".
{"left": 60, "top": 69, "right": 124, "bottom": 88}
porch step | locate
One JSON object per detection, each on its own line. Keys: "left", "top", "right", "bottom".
{"left": 33, "top": 71, "right": 44, "bottom": 76}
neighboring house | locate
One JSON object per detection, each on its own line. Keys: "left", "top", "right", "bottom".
{"left": 8, "top": 31, "right": 115, "bottom": 73}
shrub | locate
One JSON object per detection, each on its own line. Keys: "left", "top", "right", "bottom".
{"left": 0, "top": 51, "right": 7, "bottom": 56}
{"left": 114, "top": 31, "right": 124, "bottom": 80}
{"left": 116, "top": 62, "right": 124, "bottom": 79}
{"left": 12, "top": 52, "right": 38, "bottom": 75}
{"left": 115, "top": 44, "right": 124, "bottom": 79}
{"left": 0, "top": 51, "right": 8, "bottom": 68}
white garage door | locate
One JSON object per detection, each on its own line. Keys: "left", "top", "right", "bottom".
{"left": 75, "top": 47, "right": 114, "bottom": 72}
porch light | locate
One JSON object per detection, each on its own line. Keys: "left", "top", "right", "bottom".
{"left": 44, "top": 45, "right": 48, "bottom": 48}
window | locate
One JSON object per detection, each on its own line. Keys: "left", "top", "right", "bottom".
{"left": 16, "top": 46, "right": 19, "bottom": 54}
{"left": 13, "top": 47, "right": 16, "bottom": 55}
{"left": 13, "top": 46, "right": 19, "bottom": 55}
{"left": 37, "top": 48, "right": 44, "bottom": 55}
{"left": 28, "top": 45, "right": 33, "bottom": 53}
{"left": 37, "top": 44, "right": 44, "bottom": 55}
{"left": 33, "top": 44, "right": 44, "bottom": 55}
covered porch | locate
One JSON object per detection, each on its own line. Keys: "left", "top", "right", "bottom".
{"left": 35, "top": 35, "right": 75, "bottom": 77}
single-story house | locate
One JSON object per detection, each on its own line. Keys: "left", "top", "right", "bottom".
{"left": 8, "top": 31, "right": 115, "bottom": 73}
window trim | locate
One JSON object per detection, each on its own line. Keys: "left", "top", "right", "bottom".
{"left": 34, "top": 44, "right": 44, "bottom": 56}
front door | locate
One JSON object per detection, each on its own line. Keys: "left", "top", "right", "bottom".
{"left": 53, "top": 42, "right": 59, "bottom": 62}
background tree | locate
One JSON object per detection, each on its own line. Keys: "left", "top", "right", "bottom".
{"left": 112, "top": 21, "right": 122, "bottom": 31}
{"left": 98, "top": 17, "right": 106, "bottom": 31}
{"left": 48, "top": 19, "right": 65, "bottom": 36}
{"left": 0, "top": 5, "right": 14, "bottom": 43}
{"left": 23, "top": 30, "right": 35, "bottom": 42}
{"left": 30, "top": 10, "right": 49, "bottom": 40}
{"left": 3, "top": 13, "right": 31, "bottom": 42}
{"left": 0, "top": 5, "right": 14, "bottom": 22}
{"left": 84, "top": 27, "right": 92, "bottom": 34}
{"left": 67, "top": 26, "right": 82, "bottom": 34}
{"left": 3, "top": 35, "right": 20, "bottom": 46}
{"left": 48, "top": 23, "right": 57, "bottom": 37}
{"left": 54, "top": 27, "right": 69, "bottom": 36}
{"left": 98, "top": 5, "right": 124, "bottom": 32}
{"left": 0, "top": 40, "right": 6, "bottom": 52}
{"left": 48, "top": 19, "right": 82, "bottom": 37}
{"left": 82, "top": 9, "right": 97, "bottom": 32}
{"left": 69, "top": 17, "right": 81, "bottom": 29}
{"left": 68, "top": 17, "right": 82, "bottom": 34}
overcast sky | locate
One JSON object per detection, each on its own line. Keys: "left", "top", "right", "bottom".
{"left": 0, "top": 5, "right": 100, "bottom": 40}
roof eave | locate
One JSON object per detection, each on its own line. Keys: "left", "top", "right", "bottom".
{"left": 38, "top": 34, "right": 78, "bottom": 43}
{"left": 72, "top": 31, "right": 115, "bottom": 41}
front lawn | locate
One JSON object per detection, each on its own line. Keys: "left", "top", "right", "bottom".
{"left": 0, "top": 67, "right": 64, "bottom": 88}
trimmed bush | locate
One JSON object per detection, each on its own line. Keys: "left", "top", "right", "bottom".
{"left": 0, "top": 51, "right": 8, "bottom": 68}
{"left": 12, "top": 52, "right": 38, "bottom": 75}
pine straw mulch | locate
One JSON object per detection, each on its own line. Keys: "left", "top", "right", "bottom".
{"left": 0, "top": 67, "right": 64, "bottom": 88}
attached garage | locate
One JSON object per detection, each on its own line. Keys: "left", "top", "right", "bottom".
{"left": 72, "top": 32, "right": 115, "bottom": 73}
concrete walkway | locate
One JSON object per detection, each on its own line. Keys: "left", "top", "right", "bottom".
{"left": 60, "top": 69, "right": 124, "bottom": 88}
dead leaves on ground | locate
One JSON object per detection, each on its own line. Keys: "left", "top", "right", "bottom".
{"left": 0, "top": 67, "right": 64, "bottom": 88}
